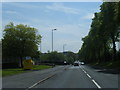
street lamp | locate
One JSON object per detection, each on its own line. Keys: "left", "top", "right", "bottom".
{"left": 52, "top": 29, "right": 57, "bottom": 52}
{"left": 40, "top": 36, "right": 42, "bottom": 52}
{"left": 63, "top": 44, "right": 66, "bottom": 53}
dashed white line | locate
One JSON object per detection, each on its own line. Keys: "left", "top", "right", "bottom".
{"left": 80, "top": 66, "right": 102, "bottom": 89}
{"left": 82, "top": 69, "right": 87, "bottom": 74}
{"left": 92, "top": 79, "right": 101, "bottom": 89}
{"left": 86, "top": 74, "right": 92, "bottom": 78}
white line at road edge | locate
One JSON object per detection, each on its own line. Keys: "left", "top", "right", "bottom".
{"left": 80, "top": 66, "right": 102, "bottom": 89}
{"left": 26, "top": 74, "right": 56, "bottom": 90}
{"left": 92, "top": 79, "right": 102, "bottom": 89}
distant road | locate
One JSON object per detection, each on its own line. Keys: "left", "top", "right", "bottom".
{"left": 2, "top": 65, "right": 118, "bottom": 89}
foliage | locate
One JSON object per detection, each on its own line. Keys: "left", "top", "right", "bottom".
{"left": 40, "top": 51, "right": 76, "bottom": 64}
{"left": 78, "top": 2, "right": 120, "bottom": 64}
{"left": 2, "top": 22, "right": 41, "bottom": 66}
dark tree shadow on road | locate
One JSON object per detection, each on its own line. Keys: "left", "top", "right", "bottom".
{"left": 97, "top": 69, "right": 119, "bottom": 74}
{"left": 88, "top": 65, "right": 120, "bottom": 74}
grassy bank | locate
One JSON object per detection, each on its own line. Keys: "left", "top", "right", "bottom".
{"left": 90, "top": 60, "right": 120, "bottom": 70}
{"left": 2, "top": 65, "right": 52, "bottom": 77}
{"left": 0, "top": 70, "right": 2, "bottom": 77}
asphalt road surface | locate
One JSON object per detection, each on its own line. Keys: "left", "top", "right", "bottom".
{"left": 2, "top": 65, "right": 119, "bottom": 89}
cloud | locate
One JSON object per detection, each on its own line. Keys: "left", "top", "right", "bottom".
{"left": 2, "top": 2, "right": 95, "bottom": 52}
{"left": 46, "top": 3, "right": 80, "bottom": 14}
{"left": 0, "top": 3, "right": 2, "bottom": 39}
{"left": 54, "top": 23, "right": 89, "bottom": 37}
{"left": 3, "top": 10, "right": 18, "bottom": 14}
{"left": 2, "top": 19, "right": 86, "bottom": 52}
{"left": 2, "top": 0, "right": 102, "bottom": 2}
{"left": 82, "top": 13, "right": 94, "bottom": 20}
{"left": 0, "top": 21, "right": 2, "bottom": 39}
{"left": 2, "top": 2, "right": 43, "bottom": 10}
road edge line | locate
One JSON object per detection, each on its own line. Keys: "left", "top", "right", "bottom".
{"left": 26, "top": 74, "right": 56, "bottom": 90}
{"left": 80, "top": 66, "right": 102, "bottom": 89}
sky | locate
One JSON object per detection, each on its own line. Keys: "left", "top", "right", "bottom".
{"left": 1, "top": 2, "right": 103, "bottom": 53}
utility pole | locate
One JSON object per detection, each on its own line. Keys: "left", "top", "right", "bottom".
{"left": 40, "top": 36, "right": 42, "bottom": 52}
{"left": 63, "top": 44, "right": 66, "bottom": 53}
{"left": 52, "top": 29, "right": 57, "bottom": 52}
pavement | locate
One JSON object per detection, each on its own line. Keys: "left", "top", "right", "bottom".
{"left": 2, "top": 65, "right": 119, "bottom": 89}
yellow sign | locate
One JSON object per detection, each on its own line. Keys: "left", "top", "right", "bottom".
{"left": 23, "top": 59, "right": 33, "bottom": 70}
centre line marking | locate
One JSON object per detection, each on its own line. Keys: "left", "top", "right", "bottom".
{"left": 83, "top": 70, "right": 87, "bottom": 73}
{"left": 80, "top": 67, "right": 102, "bottom": 89}
{"left": 92, "top": 79, "right": 101, "bottom": 89}
{"left": 86, "top": 74, "right": 92, "bottom": 78}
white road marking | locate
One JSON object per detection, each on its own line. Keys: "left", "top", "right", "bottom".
{"left": 83, "top": 70, "right": 87, "bottom": 73}
{"left": 92, "top": 79, "right": 101, "bottom": 89}
{"left": 26, "top": 74, "right": 55, "bottom": 90}
{"left": 86, "top": 74, "right": 92, "bottom": 78}
{"left": 80, "top": 66, "right": 102, "bottom": 89}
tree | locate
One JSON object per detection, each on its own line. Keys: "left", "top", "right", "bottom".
{"left": 78, "top": 2, "right": 120, "bottom": 64}
{"left": 2, "top": 22, "right": 41, "bottom": 67}
{"left": 40, "top": 51, "right": 65, "bottom": 64}
{"left": 40, "top": 51, "right": 76, "bottom": 64}
{"left": 100, "top": 2, "right": 119, "bottom": 61}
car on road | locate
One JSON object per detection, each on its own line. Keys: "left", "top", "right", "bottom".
{"left": 74, "top": 63, "right": 79, "bottom": 66}
{"left": 81, "top": 62, "right": 85, "bottom": 65}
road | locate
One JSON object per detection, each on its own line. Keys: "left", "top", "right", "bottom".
{"left": 2, "top": 65, "right": 119, "bottom": 89}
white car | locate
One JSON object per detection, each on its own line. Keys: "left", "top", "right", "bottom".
{"left": 81, "top": 62, "right": 84, "bottom": 65}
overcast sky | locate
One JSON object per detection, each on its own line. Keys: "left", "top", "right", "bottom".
{"left": 1, "top": 2, "right": 102, "bottom": 53}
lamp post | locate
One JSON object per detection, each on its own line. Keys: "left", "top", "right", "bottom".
{"left": 52, "top": 29, "right": 57, "bottom": 52}
{"left": 63, "top": 44, "right": 66, "bottom": 53}
{"left": 40, "top": 36, "right": 42, "bottom": 52}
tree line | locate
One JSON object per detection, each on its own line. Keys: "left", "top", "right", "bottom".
{"left": 2, "top": 22, "right": 77, "bottom": 68}
{"left": 39, "top": 51, "right": 77, "bottom": 65}
{"left": 78, "top": 2, "right": 120, "bottom": 64}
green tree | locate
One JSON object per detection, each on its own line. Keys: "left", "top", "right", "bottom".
{"left": 2, "top": 22, "right": 41, "bottom": 67}
{"left": 78, "top": 2, "right": 120, "bottom": 64}
{"left": 100, "top": 2, "right": 120, "bottom": 61}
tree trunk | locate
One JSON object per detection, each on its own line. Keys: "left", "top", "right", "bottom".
{"left": 20, "top": 39, "right": 25, "bottom": 68}
{"left": 20, "top": 56, "right": 23, "bottom": 68}
{"left": 103, "top": 42, "right": 107, "bottom": 62}
{"left": 111, "top": 37, "right": 116, "bottom": 61}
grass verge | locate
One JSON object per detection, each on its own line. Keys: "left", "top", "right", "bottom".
{"left": 2, "top": 65, "right": 52, "bottom": 77}
{"left": 90, "top": 60, "right": 120, "bottom": 70}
